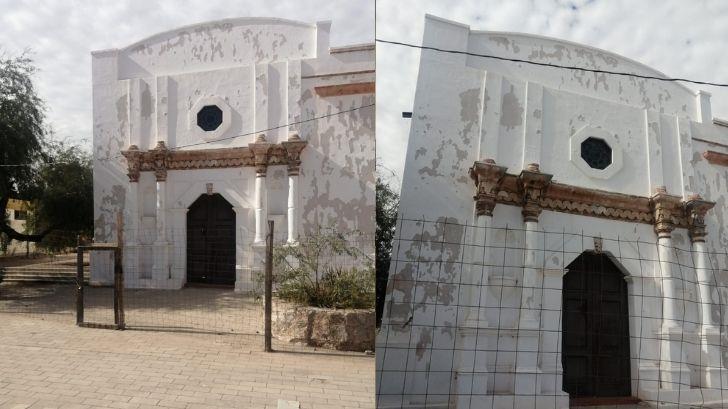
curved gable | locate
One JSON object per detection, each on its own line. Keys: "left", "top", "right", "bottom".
{"left": 116, "top": 17, "right": 320, "bottom": 78}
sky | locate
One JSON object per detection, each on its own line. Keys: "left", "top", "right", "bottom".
{"left": 0, "top": 0, "right": 373, "bottom": 152}
{"left": 376, "top": 0, "right": 728, "bottom": 188}
{"left": 4, "top": 0, "right": 728, "bottom": 186}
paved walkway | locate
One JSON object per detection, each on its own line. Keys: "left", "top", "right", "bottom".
{"left": 0, "top": 315, "right": 374, "bottom": 409}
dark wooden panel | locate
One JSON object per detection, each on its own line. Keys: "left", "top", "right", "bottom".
{"left": 562, "top": 252, "right": 631, "bottom": 398}
{"left": 186, "top": 194, "right": 236, "bottom": 286}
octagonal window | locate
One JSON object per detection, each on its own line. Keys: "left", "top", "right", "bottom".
{"left": 580, "top": 137, "right": 612, "bottom": 170}
{"left": 196, "top": 105, "right": 223, "bottom": 131}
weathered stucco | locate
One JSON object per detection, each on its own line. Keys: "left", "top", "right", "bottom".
{"left": 378, "top": 14, "right": 728, "bottom": 409}
{"left": 91, "top": 18, "right": 374, "bottom": 291}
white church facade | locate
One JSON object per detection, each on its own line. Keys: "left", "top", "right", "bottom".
{"left": 91, "top": 18, "right": 374, "bottom": 291}
{"left": 378, "top": 15, "right": 728, "bottom": 408}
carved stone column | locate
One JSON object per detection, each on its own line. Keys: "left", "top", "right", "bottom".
{"left": 467, "top": 159, "right": 507, "bottom": 324}
{"left": 651, "top": 187, "right": 690, "bottom": 389}
{"left": 121, "top": 145, "right": 142, "bottom": 245}
{"left": 249, "top": 134, "right": 271, "bottom": 244}
{"left": 517, "top": 163, "right": 552, "bottom": 328}
{"left": 685, "top": 195, "right": 726, "bottom": 388}
{"left": 151, "top": 141, "right": 171, "bottom": 282}
{"left": 152, "top": 141, "right": 169, "bottom": 243}
{"left": 281, "top": 133, "right": 307, "bottom": 244}
{"left": 515, "top": 163, "right": 552, "bottom": 397}
{"left": 450, "top": 159, "right": 507, "bottom": 406}
{"left": 121, "top": 145, "right": 142, "bottom": 283}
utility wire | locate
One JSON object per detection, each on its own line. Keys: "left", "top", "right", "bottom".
{"left": 376, "top": 38, "right": 728, "bottom": 88}
{"left": 173, "top": 103, "right": 375, "bottom": 150}
{"left": 0, "top": 103, "right": 375, "bottom": 167}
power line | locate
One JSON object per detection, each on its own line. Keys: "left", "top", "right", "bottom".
{"left": 173, "top": 103, "right": 375, "bottom": 150}
{"left": 376, "top": 38, "right": 728, "bottom": 88}
{"left": 0, "top": 161, "right": 78, "bottom": 168}
{"left": 0, "top": 103, "right": 375, "bottom": 167}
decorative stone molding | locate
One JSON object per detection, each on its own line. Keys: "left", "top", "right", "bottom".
{"left": 468, "top": 163, "right": 693, "bottom": 228}
{"left": 469, "top": 159, "right": 507, "bottom": 217}
{"left": 248, "top": 134, "right": 272, "bottom": 176}
{"left": 120, "top": 135, "right": 307, "bottom": 178}
{"left": 650, "top": 187, "right": 683, "bottom": 238}
{"left": 281, "top": 133, "right": 308, "bottom": 176}
{"left": 570, "top": 125, "right": 623, "bottom": 179}
{"left": 685, "top": 194, "right": 715, "bottom": 243}
{"left": 518, "top": 163, "right": 553, "bottom": 222}
{"left": 703, "top": 150, "right": 728, "bottom": 166}
{"left": 314, "top": 81, "right": 375, "bottom": 97}
{"left": 188, "top": 95, "right": 233, "bottom": 141}
{"left": 151, "top": 141, "right": 170, "bottom": 182}
{"left": 120, "top": 145, "right": 142, "bottom": 182}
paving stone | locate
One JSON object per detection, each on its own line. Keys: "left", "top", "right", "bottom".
{"left": 0, "top": 314, "right": 374, "bottom": 408}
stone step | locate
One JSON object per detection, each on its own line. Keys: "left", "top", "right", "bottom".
{"left": 4, "top": 266, "right": 79, "bottom": 272}
{"left": 0, "top": 270, "right": 90, "bottom": 283}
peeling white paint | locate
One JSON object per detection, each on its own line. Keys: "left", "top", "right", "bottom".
{"left": 92, "top": 18, "right": 374, "bottom": 291}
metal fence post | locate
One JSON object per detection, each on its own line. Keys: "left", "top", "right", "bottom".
{"left": 76, "top": 238, "right": 84, "bottom": 326}
{"left": 264, "top": 220, "right": 274, "bottom": 352}
{"left": 114, "top": 212, "right": 125, "bottom": 330}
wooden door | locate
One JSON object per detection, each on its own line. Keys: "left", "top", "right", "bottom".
{"left": 562, "top": 252, "right": 631, "bottom": 398}
{"left": 186, "top": 194, "right": 236, "bottom": 285}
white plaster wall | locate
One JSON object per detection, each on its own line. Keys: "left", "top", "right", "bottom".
{"left": 92, "top": 18, "right": 374, "bottom": 286}
{"left": 379, "top": 14, "right": 728, "bottom": 407}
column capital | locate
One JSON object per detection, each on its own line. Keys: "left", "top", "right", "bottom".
{"left": 121, "top": 145, "right": 142, "bottom": 182}
{"left": 248, "top": 134, "right": 272, "bottom": 176}
{"left": 684, "top": 194, "right": 715, "bottom": 243}
{"left": 469, "top": 159, "right": 507, "bottom": 217}
{"left": 650, "top": 187, "right": 682, "bottom": 238}
{"left": 281, "top": 133, "right": 308, "bottom": 176}
{"left": 151, "top": 141, "right": 169, "bottom": 182}
{"left": 518, "top": 163, "right": 552, "bottom": 223}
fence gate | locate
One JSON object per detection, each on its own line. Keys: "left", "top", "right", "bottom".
{"left": 76, "top": 242, "right": 124, "bottom": 329}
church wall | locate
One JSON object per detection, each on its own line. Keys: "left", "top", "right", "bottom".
{"left": 379, "top": 14, "right": 728, "bottom": 408}
{"left": 91, "top": 18, "right": 374, "bottom": 288}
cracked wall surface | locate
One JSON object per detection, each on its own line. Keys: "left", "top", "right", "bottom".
{"left": 378, "top": 14, "right": 728, "bottom": 407}
{"left": 91, "top": 18, "right": 374, "bottom": 287}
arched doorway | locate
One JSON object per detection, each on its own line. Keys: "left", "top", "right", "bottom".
{"left": 562, "top": 252, "right": 631, "bottom": 398}
{"left": 186, "top": 193, "right": 236, "bottom": 285}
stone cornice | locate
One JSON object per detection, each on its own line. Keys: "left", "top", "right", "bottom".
{"left": 314, "top": 81, "right": 375, "bottom": 97}
{"left": 518, "top": 164, "right": 553, "bottom": 222}
{"left": 120, "top": 136, "right": 307, "bottom": 181}
{"left": 703, "top": 150, "right": 728, "bottom": 166}
{"left": 281, "top": 133, "right": 307, "bottom": 176}
{"left": 469, "top": 159, "right": 507, "bottom": 217}
{"left": 685, "top": 194, "right": 715, "bottom": 243}
{"left": 650, "top": 187, "right": 683, "bottom": 238}
{"left": 470, "top": 161, "right": 699, "bottom": 228}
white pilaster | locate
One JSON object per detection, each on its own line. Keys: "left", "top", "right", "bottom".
{"left": 688, "top": 196, "right": 728, "bottom": 389}
{"left": 155, "top": 180, "right": 167, "bottom": 244}
{"left": 124, "top": 180, "right": 140, "bottom": 285}
{"left": 287, "top": 173, "right": 298, "bottom": 243}
{"left": 657, "top": 233, "right": 691, "bottom": 390}
{"left": 513, "top": 164, "right": 551, "bottom": 398}
{"left": 451, "top": 213, "right": 491, "bottom": 407}
{"left": 254, "top": 173, "right": 267, "bottom": 244}
{"left": 168, "top": 208, "right": 187, "bottom": 289}
{"left": 152, "top": 176, "right": 170, "bottom": 282}
{"left": 515, "top": 219, "right": 543, "bottom": 396}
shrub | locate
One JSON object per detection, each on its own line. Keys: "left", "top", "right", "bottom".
{"left": 271, "top": 227, "right": 374, "bottom": 309}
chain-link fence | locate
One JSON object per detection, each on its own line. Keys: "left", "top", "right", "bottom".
{"left": 1, "top": 225, "right": 375, "bottom": 355}
{"left": 377, "top": 216, "right": 728, "bottom": 408}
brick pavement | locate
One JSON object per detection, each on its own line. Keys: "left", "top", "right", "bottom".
{"left": 0, "top": 315, "right": 374, "bottom": 409}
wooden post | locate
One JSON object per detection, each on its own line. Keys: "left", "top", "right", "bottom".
{"left": 264, "top": 220, "right": 274, "bottom": 352}
{"left": 76, "top": 236, "right": 84, "bottom": 326}
{"left": 114, "top": 212, "right": 125, "bottom": 330}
